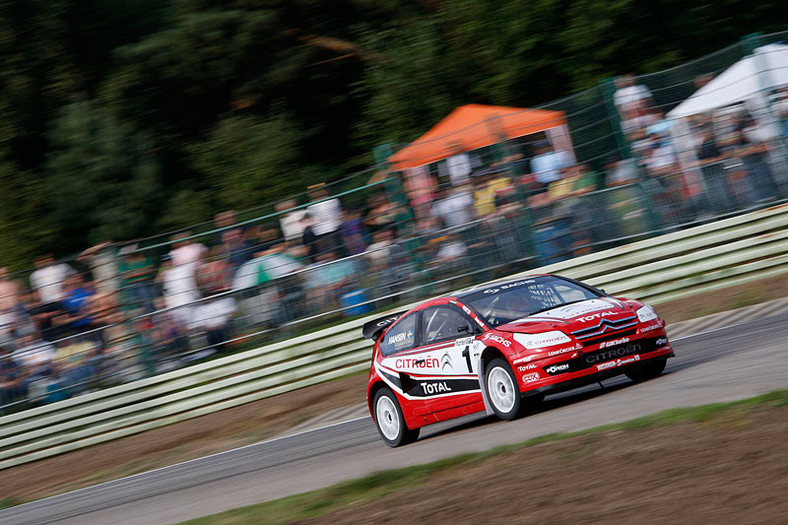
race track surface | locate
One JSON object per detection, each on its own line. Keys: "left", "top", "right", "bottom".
{"left": 2, "top": 312, "right": 787, "bottom": 525}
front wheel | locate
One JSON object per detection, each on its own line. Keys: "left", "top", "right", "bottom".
{"left": 373, "top": 388, "right": 420, "bottom": 447}
{"left": 625, "top": 357, "right": 667, "bottom": 382}
{"left": 485, "top": 358, "right": 523, "bottom": 420}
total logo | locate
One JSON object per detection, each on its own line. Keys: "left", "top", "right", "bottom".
{"left": 421, "top": 381, "right": 452, "bottom": 394}
{"left": 483, "top": 333, "right": 512, "bottom": 348}
{"left": 518, "top": 363, "right": 538, "bottom": 372}
{"left": 599, "top": 337, "right": 630, "bottom": 349}
{"left": 522, "top": 372, "right": 540, "bottom": 383}
{"left": 577, "top": 311, "right": 615, "bottom": 323}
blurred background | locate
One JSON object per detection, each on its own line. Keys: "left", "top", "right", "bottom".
{"left": 0, "top": 0, "right": 786, "bottom": 412}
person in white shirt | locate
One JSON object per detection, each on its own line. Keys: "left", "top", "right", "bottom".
{"left": 29, "top": 255, "right": 75, "bottom": 304}
{"left": 530, "top": 141, "right": 573, "bottom": 185}
{"left": 306, "top": 183, "right": 343, "bottom": 253}
{"left": 430, "top": 186, "right": 475, "bottom": 229}
{"left": 276, "top": 199, "right": 308, "bottom": 245}
{"left": 614, "top": 74, "right": 653, "bottom": 115}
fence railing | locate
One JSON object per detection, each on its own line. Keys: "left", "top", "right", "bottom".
{"left": 1, "top": 31, "right": 787, "bottom": 417}
{"left": 0, "top": 203, "right": 785, "bottom": 470}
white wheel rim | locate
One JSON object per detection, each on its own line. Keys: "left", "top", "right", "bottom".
{"left": 376, "top": 395, "right": 401, "bottom": 441}
{"left": 487, "top": 366, "right": 516, "bottom": 413}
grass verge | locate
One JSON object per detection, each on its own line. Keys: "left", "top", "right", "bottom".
{"left": 182, "top": 390, "right": 788, "bottom": 524}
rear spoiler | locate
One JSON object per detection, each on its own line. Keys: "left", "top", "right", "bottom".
{"left": 362, "top": 311, "right": 408, "bottom": 341}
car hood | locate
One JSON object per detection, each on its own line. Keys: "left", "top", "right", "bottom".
{"left": 496, "top": 298, "right": 636, "bottom": 336}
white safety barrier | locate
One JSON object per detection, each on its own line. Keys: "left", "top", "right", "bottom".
{"left": 0, "top": 203, "right": 785, "bottom": 470}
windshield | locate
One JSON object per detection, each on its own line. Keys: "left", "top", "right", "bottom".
{"left": 463, "top": 276, "right": 601, "bottom": 327}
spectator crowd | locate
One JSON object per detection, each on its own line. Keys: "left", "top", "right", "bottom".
{"left": 2, "top": 71, "right": 787, "bottom": 412}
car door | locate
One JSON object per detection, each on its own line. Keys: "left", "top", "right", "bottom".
{"left": 379, "top": 304, "right": 483, "bottom": 415}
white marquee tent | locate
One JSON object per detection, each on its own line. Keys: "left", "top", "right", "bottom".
{"left": 667, "top": 43, "right": 788, "bottom": 119}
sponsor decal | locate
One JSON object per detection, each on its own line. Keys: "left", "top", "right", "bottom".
{"left": 640, "top": 322, "right": 662, "bottom": 332}
{"left": 513, "top": 331, "right": 572, "bottom": 349}
{"left": 512, "top": 356, "right": 533, "bottom": 365}
{"left": 596, "top": 354, "right": 640, "bottom": 371}
{"left": 585, "top": 343, "right": 642, "bottom": 365}
{"left": 576, "top": 311, "right": 615, "bottom": 323}
{"left": 395, "top": 357, "right": 439, "bottom": 369}
{"left": 531, "top": 299, "right": 615, "bottom": 320}
{"left": 547, "top": 346, "right": 578, "bottom": 357}
{"left": 455, "top": 337, "right": 476, "bottom": 347}
{"left": 421, "top": 381, "right": 452, "bottom": 394}
{"left": 385, "top": 330, "right": 414, "bottom": 346}
{"left": 376, "top": 316, "right": 400, "bottom": 327}
{"left": 482, "top": 333, "right": 512, "bottom": 348}
{"left": 544, "top": 363, "right": 570, "bottom": 375}
{"left": 522, "top": 372, "right": 540, "bottom": 383}
{"left": 656, "top": 337, "right": 668, "bottom": 347}
{"left": 440, "top": 351, "right": 453, "bottom": 371}
{"left": 482, "top": 279, "right": 536, "bottom": 295}
{"left": 518, "top": 364, "right": 538, "bottom": 372}
{"left": 599, "top": 337, "right": 630, "bottom": 349}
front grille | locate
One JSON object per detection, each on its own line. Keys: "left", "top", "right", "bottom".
{"left": 570, "top": 315, "right": 638, "bottom": 347}
{"left": 578, "top": 328, "right": 638, "bottom": 348}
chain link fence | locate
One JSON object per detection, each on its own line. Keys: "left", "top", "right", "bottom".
{"left": 1, "top": 32, "right": 787, "bottom": 414}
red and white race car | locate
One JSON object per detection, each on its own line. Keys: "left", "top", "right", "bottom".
{"left": 364, "top": 274, "right": 674, "bottom": 446}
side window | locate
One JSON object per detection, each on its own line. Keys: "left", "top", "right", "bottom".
{"left": 421, "top": 306, "right": 474, "bottom": 345}
{"left": 379, "top": 314, "right": 418, "bottom": 356}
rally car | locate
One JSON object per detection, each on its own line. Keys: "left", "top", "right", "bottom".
{"left": 363, "top": 274, "right": 674, "bottom": 446}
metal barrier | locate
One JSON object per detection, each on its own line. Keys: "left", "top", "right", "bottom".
{"left": 0, "top": 203, "right": 786, "bottom": 470}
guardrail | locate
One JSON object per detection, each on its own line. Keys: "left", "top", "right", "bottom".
{"left": 1, "top": 203, "right": 786, "bottom": 470}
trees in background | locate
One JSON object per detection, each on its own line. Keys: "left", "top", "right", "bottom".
{"left": 0, "top": 0, "right": 783, "bottom": 268}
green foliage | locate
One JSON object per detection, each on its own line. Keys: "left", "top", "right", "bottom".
{"left": 0, "top": 0, "right": 784, "bottom": 267}
{"left": 188, "top": 113, "right": 307, "bottom": 211}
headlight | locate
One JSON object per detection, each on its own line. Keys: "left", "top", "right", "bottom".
{"left": 636, "top": 305, "right": 658, "bottom": 322}
{"left": 513, "top": 331, "right": 571, "bottom": 349}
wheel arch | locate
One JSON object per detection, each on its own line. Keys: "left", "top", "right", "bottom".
{"left": 477, "top": 346, "right": 509, "bottom": 416}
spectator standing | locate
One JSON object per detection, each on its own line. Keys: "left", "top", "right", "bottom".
{"left": 614, "top": 74, "right": 653, "bottom": 116}
{"left": 118, "top": 246, "right": 157, "bottom": 313}
{"left": 0, "top": 345, "right": 28, "bottom": 405}
{"left": 696, "top": 126, "right": 733, "bottom": 215}
{"left": 29, "top": 255, "right": 75, "bottom": 305}
{"left": 276, "top": 199, "right": 308, "bottom": 247}
{"left": 431, "top": 185, "right": 475, "bottom": 229}
{"left": 738, "top": 117, "right": 782, "bottom": 202}
{"left": 169, "top": 232, "right": 208, "bottom": 269}
{"left": 306, "top": 183, "right": 343, "bottom": 254}
{"left": 77, "top": 241, "right": 120, "bottom": 294}
{"left": 0, "top": 268, "right": 21, "bottom": 345}
{"left": 340, "top": 209, "right": 367, "bottom": 256}
{"left": 158, "top": 255, "right": 200, "bottom": 327}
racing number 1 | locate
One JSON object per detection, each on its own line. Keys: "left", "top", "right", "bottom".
{"left": 461, "top": 345, "right": 472, "bottom": 373}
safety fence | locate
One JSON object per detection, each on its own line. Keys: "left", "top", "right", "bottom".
{"left": 0, "top": 203, "right": 785, "bottom": 470}
{"left": 2, "top": 30, "right": 788, "bottom": 416}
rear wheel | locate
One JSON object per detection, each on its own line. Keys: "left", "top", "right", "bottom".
{"left": 485, "top": 358, "right": 523, "bottom": 420}
{"left": 625, "top": 357, "right": 667, "bottom": 382}
{"left": 373, "top": 388, "right": 420, "bottom": 447}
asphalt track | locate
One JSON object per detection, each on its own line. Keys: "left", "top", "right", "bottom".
{"left": 2, "top": 312, "right": 787, "bottom": 525}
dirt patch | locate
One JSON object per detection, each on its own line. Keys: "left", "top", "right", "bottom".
{"left": 1, "top": 276, "right": 786, "bottom": 503}
{"left": 294, "top": 404, "right": 788, "bottom": 525}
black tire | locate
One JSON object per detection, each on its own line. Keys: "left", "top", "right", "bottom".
{"left": 484, "top": 358, "right": 523, "bottom": 420}
{"left": 625, "top": 357, "right": 667, "bottom": 382}
{"left": 373, "top": 387, "right": 420, "bottom": 447}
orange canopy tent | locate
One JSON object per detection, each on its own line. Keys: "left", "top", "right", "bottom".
{"left": 387, "top": 104, "right": 568, "bottom": 171}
